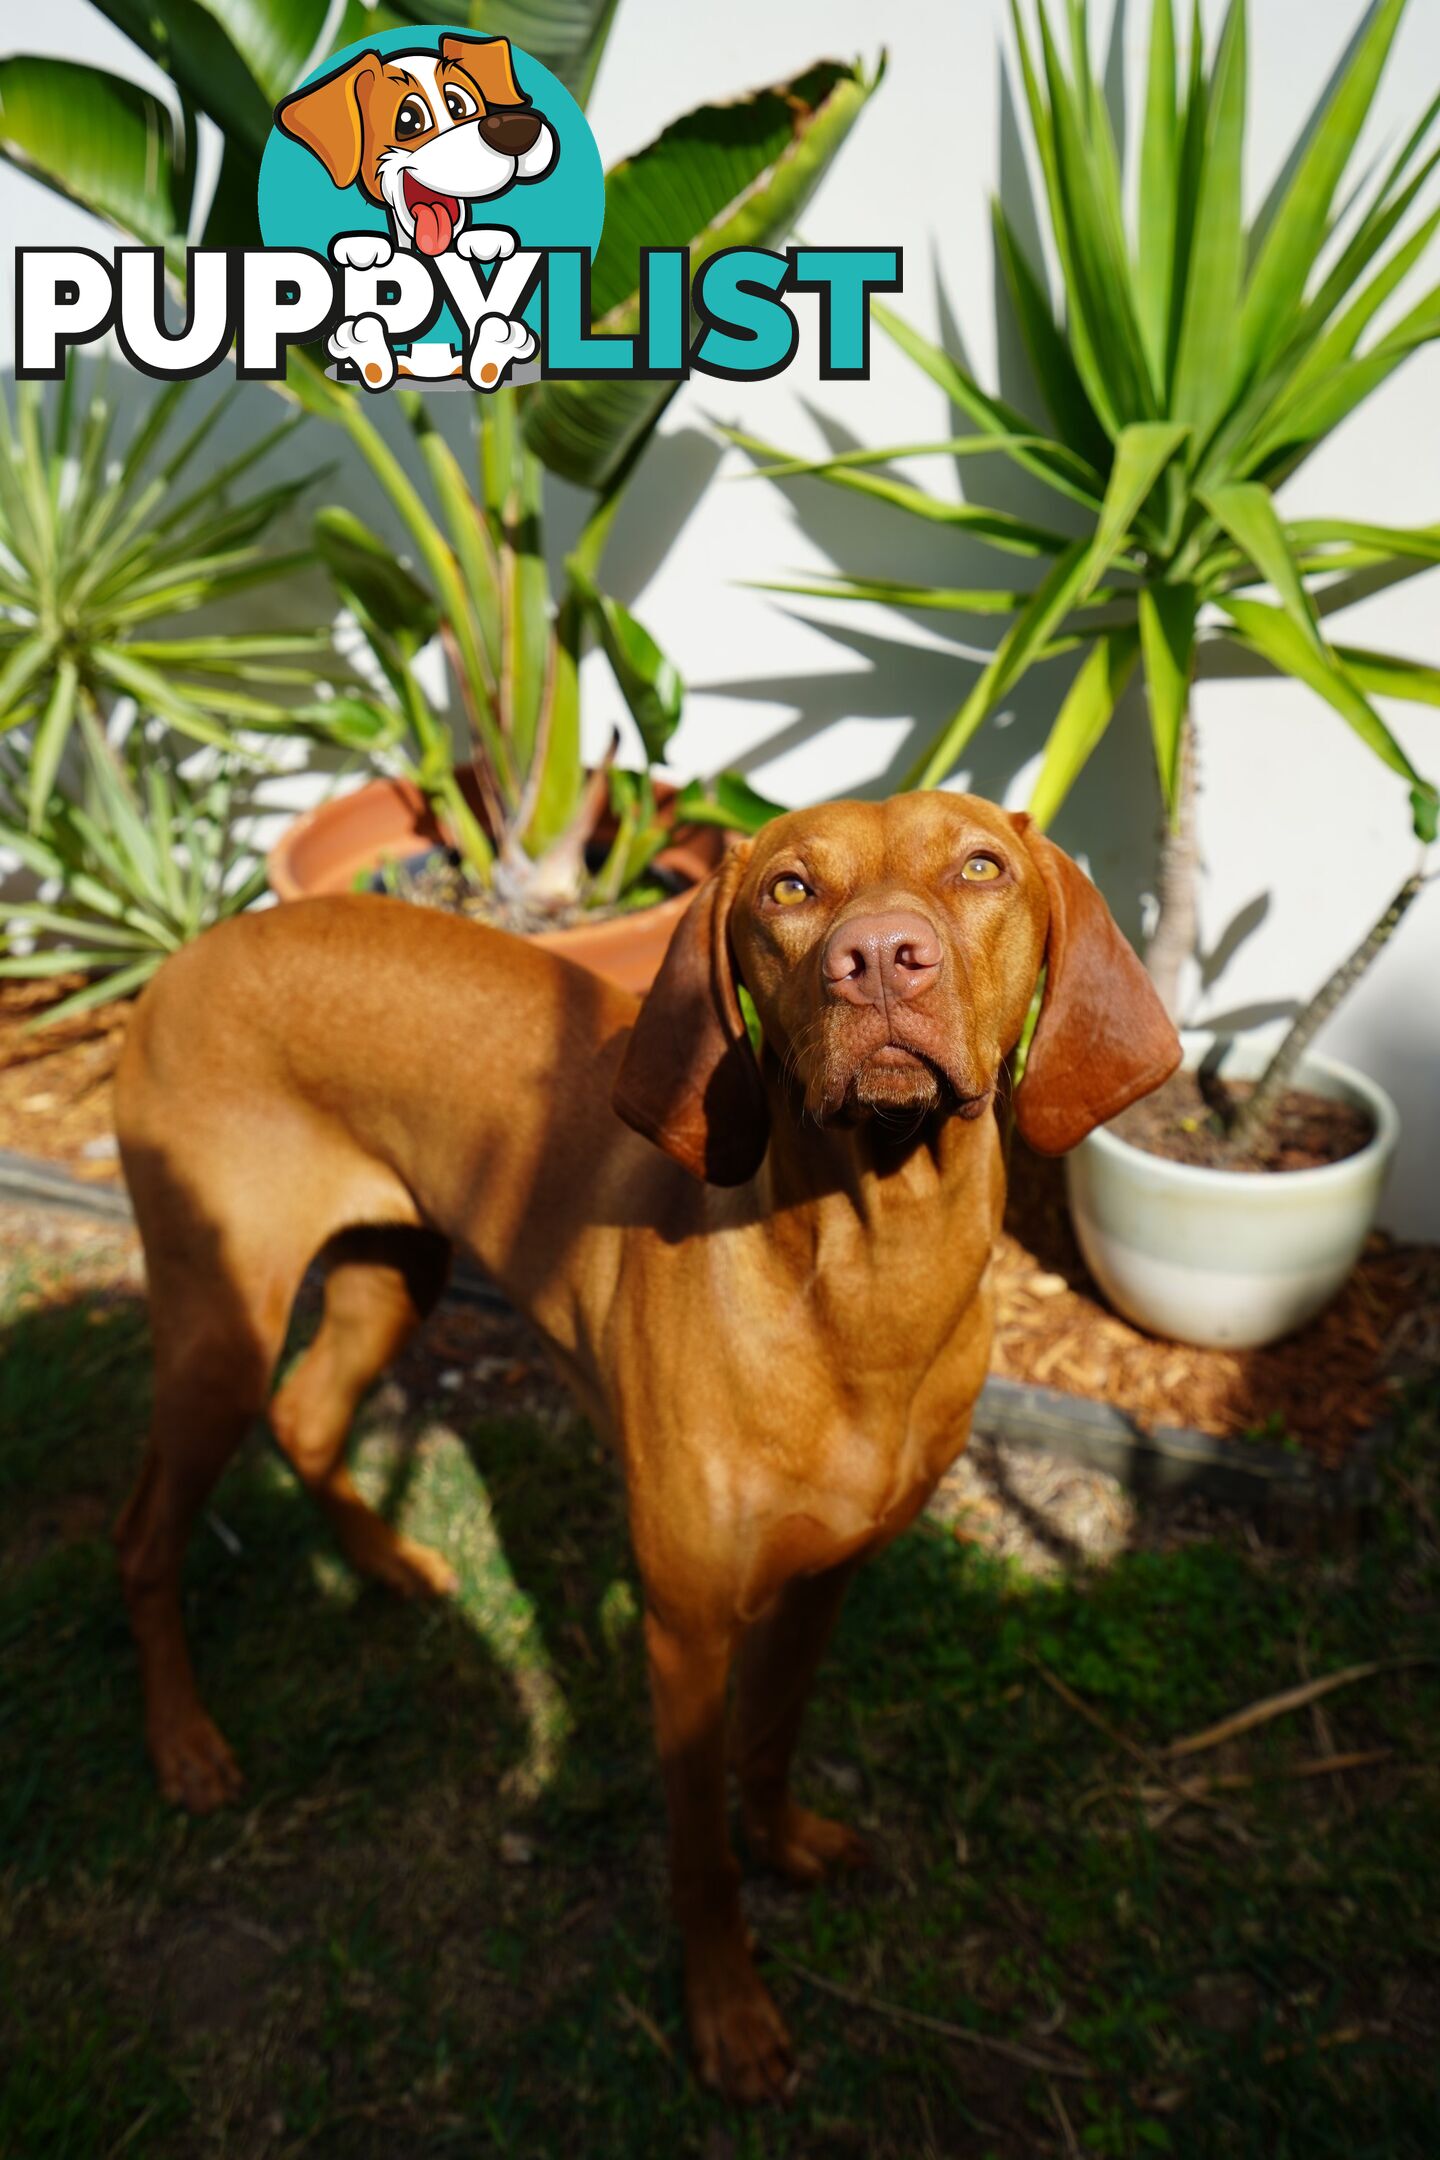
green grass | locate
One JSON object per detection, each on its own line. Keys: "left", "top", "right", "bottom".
{"left": 2, "top": 1241, "right": 1438, "bottom": 2158}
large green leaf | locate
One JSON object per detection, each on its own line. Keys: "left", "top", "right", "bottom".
{"left": 1035, "top": 6, "right": 1155, "bottom": 429}
{"left": 990, "top": 198, "right": 1109, "bottom": 467}
{"left": 1093, "top": 422, "right": 1190, "bottom": 559}
{"left": 719, "top": 425, "right": 1074, "bottom": 557}
{"left": 1137, "top": 581, "right": 1196, "bottom": 817}
{"left": 1220, "top": 593, "right": 1436, "bottom": 836}
{"left": 583, "top": 587, "right": 683, "bottom": 764}
{"left": 189, "top": 0, "right": 331, "bottom": 106}
{"left": 673, "top": 772, "right": 785, "bottom": 835}
{"left": 1135, "top": 0, "right": 1179, "bottom": 386}
{"left": 90, "top": 0, "right": 272, "bottom": 153}
{"left": 1334, "top": 644, "right": 1440, "bottom": 706}
{"left": 1170, "top": 0, "right": 1248, "bottom": 438}
{"left": 874, "top": 301, "right": 1107, "bottom": 510}
{"left": 1200, "top": 481, "right": 1324, "bottom": 652}
{"left": 908, "top": 540, "right": 1092, "bottom": 788}
{"left": 313, "top": 507, "right": 438, "bottom": 650}
{"left": 0, "top": 56, "right": 193, "bottom": 250}
{"left": 1236, "top": 0, "right": 1408, "bottom": 385}
{"left": 469, "top": 0, "right": 621, "bottom": 106}
{"left": 1027, "top": 625, "right": 1140, "bottom": 828}
{"left": 523, "top": 59, "right": 880, "bottom": 490}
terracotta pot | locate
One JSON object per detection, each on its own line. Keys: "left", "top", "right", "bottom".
{"left": 266, "top": 768, "right": 726, "bottom": 996}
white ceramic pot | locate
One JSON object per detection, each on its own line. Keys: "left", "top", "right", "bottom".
{"left": 1064, "top": 1028, "right": 1400, "bottom": 1350}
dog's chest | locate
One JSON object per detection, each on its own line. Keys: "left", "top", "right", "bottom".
{"left": 685, "top": 1242, "right": 996, "bottom": 1611}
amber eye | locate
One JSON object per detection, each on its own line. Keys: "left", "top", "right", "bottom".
{"left": 443, "top": 84, "right": 477, "bottom": 122}
{"left": 395, "top": 96, "right": 432, "bottom": 139}
{"left": 960, "top": 853, "right": 1002, "bottom": 883}
{"left": 770, "top": 874, "right": 811, "bottom": 907}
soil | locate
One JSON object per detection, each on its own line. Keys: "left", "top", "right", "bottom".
{"left": 1113, "top": 1067, "right": 1374, "bottom": 1174}
{"left": 377, "top": 846, "right": 673, "bottom": 937}
{"left": 2, "top": 977, "right": 1435, "bottom": 1469}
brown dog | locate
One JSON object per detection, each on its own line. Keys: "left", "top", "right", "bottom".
{"left": 113, "top": 791, "right": 1178, "bottom": 2101}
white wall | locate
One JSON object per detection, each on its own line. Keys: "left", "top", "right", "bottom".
{"left": 3, "top": 0, "right": 1438, "bottom": 1231}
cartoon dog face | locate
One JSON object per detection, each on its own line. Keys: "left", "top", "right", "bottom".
{"left": 277, "top": 35, "right": 557, "bottom": 257}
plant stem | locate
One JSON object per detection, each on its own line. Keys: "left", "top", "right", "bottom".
{"left": 1225, "top": 855, "right": 1431, "bottom": 1153}
{"left": 1145, "top": 703, "right": 1201, "bottom": 1023}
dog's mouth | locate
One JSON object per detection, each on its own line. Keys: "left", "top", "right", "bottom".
{"left": 810, "top": 1032, "right": 993, "bottom": 1128}
{"left": 403, "top": 171, "right": 462, "bottom": 256}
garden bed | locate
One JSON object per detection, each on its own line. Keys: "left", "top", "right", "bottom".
{"left": 2, "top": 977, "right": 1434, "bottom": 1483}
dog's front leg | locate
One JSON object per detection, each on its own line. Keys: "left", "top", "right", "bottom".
{"left": 644, "top": 1607, "right": 797, "bottom": 2103}
{"left": 733, "top": 1562, "right": 872, "bottom": 1883}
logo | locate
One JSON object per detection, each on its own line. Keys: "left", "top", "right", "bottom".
{"left": 14, "top": 28, "right": 900, "bottom": 392}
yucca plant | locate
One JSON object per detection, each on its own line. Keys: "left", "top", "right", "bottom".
{"left": 310, "top": 391, "right": 688, "bottom": 914}
{"left": 313, "top": 387, "right": 788, "bottom": 917}
{"left": 734, "top": 0, "right": 1440, "bottom": 1036}
{"left": 0, "top": 716, "right": 268, "bottom": 1022}
{"left": 0, "top": 364, "right": 347, "bottom": 829}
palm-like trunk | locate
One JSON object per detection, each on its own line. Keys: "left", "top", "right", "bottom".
{"left": 1224, "top": 857, "right": 1431, "bottom": 1153}
{"left": 1144, "top": 706, "right": 1200, "bottom": 1025}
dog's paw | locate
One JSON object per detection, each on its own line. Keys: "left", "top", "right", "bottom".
{"left": 744, "top": 1800, "right": 872, "bottom": 1885}
{"left": 149, "top": 1708, "right": 245, "bottom": 1814}
{"left": 466, "top": 312, "right": 538, "bottom": 391}
{"left": 686, "top": 1939, "right": 798, "bottom": 2105}
{"left": 331, "top": 231, "right": 394, "bottom": 272}
{"left": 328, "top": 314, "right": 396, "bottom": 391}
{"left": 455, "top": 225, "right": 518, "bottom": 265}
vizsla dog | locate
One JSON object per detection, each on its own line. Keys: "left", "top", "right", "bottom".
{"left": 113, "top": 790, "right": 1178, "bottom": 2101}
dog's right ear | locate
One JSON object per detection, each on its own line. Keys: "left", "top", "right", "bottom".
{"left": 276, "top": 55, "right": 381, "bottom": 190}
{"left": 612, "top": 844, "right": 770, "bottom": 1186}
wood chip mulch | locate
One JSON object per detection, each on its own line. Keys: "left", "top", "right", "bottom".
{"left": 2, "top": 979, "right": 1434, "bottom": 1470}
{"left": 994, "top": 1144, "right": 1439, "bottom": 1469}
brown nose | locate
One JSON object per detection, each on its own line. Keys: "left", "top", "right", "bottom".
{"left": 823, "top": 911, "right": 942, "bottom": 1009}
{"left": 479, "top": 108, "right": 542, "bottom": 156}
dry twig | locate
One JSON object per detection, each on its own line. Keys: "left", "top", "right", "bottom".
{"left": 1033, "top": 1663, "right": 1253, "bottom": 1838}
{"left": 1163, "top": 1660, "right": 1434, "bottom": 1760}
{"left": 773, "top": 1953, "right": 1091, "bottom": 2081}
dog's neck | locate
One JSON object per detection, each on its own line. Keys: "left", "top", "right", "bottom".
{"left": 752, "top": 1069, "right": 1003, "bottom": 1245}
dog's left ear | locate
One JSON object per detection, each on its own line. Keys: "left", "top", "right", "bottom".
{"left": 1008, "top": 813, "right": 1181, "bottom": 1155}
{"left": 440, "top": 33, "right": 528, "bottom": 107}
{"left": 276, "top": 53, "right": 380, "bottom": 189}
{"left": 612, "top": 844, "right": 770, "bottom": 1186}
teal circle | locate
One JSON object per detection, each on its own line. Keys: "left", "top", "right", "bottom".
{"left": 256, "top": 25, "right": 604, "bottom": 343}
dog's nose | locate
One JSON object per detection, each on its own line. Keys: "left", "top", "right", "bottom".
{"left": 479, "top": 109, "right": 543, "bottom": 155}
{"left": 823, "top": 911, "right": 942, "bottom": 1008}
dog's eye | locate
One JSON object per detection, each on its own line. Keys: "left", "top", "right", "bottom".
{"left": 444, "top": 85, "right": 477, "bottom": 121}
{"left": 960, "top": 854, "right": 1003, "bottom": 883}
{"left": 769, "top": 874, "right": 811, "bottom": 907}
{"left": 395, "top": 96, "right": 432, "bottom": 139}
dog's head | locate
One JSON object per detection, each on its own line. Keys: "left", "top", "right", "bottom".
{"left": 613, "top": 791, "right": 1181, "bottom": 1184}
{"left": 276, "top": 35, "right": 557, "bottom": 256}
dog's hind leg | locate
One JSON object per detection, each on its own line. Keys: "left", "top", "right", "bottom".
{"left": 268, "top": 1227, "right": 456, "bottom": 1598}
{"left": 115, "top": 1225, "right": 306, "bottom": 1813}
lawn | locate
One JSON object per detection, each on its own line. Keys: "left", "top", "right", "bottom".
{"left": 2, "top": 1224, "right": 1438, "bottom": 2159}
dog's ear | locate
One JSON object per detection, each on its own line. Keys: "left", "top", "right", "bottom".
{"left": 440, "top": 33, "right": 528, "bottom": 107}
{"left": 276, "top": 54, "right": 380, "bottom": 189}
{"left": 1008, "top": 814, "right": 1181, "bottom": 1155}
{"left": 612, "top": 844, "right": 770, "bottom": 1186}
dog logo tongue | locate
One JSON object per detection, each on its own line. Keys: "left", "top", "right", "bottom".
{"left": 414, "top": 199, "right": 454, "bottom": 254}
{"left": 404, "top": 176, "right": 459, "bottom": 256}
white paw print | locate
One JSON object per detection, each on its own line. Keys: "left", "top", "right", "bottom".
{"left": 328, "top": 314, "right": 395, "bottom": 392}
{"left": 330, "top": 231, "right": 394, "bottom": 272}
{"left": 466, "top": 313, "right": 538, "bottom": 392}
{"left": 455, "top": 227, "right": 519, "bottom": 264}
